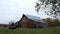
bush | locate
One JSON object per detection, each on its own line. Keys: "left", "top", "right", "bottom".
{"left": 43, "top": 18, "right": 60, "bottom": 27}
{"left": 9, "top": 21, "right": 17, "bottom": 29}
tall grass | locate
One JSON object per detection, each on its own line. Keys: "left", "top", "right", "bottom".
{"left": 0, "top": 27, "right": 60, "bottom": 34}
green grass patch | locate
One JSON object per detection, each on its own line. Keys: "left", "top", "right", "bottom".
{"left": 0, "top": 27, "right": 60, "bottom": 34}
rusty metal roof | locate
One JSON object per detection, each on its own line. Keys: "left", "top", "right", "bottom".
{"left": 23, "top": 14, "right": 46, "bottom": 23}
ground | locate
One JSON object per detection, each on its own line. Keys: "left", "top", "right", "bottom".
{"left": 0, "top": 27, "right": 60, "bottom": 34}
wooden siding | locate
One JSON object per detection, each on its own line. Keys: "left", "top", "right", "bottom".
{"left": 17, "top": 14, "right": 48, "bottom": 28}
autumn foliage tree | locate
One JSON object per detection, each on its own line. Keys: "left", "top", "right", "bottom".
{"left": 43, "top": 18, "right": 60, "bottom": 27}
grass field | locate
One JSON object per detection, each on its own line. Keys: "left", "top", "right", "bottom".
{"left": 0, "top": 27, "right": 60, "bottom": 34}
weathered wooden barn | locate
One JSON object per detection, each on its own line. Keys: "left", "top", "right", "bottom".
{"left": 16, "top": 14, "right": 48, "bottom": 28}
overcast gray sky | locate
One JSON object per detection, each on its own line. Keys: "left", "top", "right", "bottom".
{"left": 0, "top": 0, "right": 50, "bottom": 24}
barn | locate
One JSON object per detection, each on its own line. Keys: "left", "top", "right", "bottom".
{"left": 16, "top": 14, "right": 48, "bottom": 28}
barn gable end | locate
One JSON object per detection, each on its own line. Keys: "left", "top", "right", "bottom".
{"left": 16, "top": 14, "right": 48, "bottom": 28}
